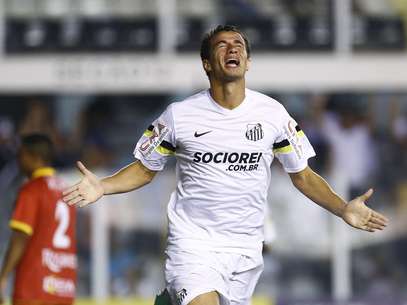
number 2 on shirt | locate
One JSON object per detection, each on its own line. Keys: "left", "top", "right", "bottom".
{"left": 53, "top": 200, "right": 71, "bottom": 249}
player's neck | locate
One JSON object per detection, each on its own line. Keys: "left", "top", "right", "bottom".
{"left": 209, "top": 80, "right": 246, "bottom": 110}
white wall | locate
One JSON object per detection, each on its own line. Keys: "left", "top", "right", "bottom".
{"left": 1, "top": 53, "right": 407, "bottom": 93}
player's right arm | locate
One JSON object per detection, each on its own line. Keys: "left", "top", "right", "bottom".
{"left": 63, "top": 160, "right": 157, "bottom": 207}
{"left": 64, "top": 104, "right": 176, "bottom": 208}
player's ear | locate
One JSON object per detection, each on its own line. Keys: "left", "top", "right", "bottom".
{"left": 202, "top": 59, "right": 212, "bottom": 74}
{"left": 246, "top": 57, "right": 251, "bottom": 72}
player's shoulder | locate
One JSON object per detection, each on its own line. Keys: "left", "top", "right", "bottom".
{"left": 19, "top": 177, "right": 44, "bottom": 195}
{"left": 22, "top": 177, "right": 43, "bottom": 188}
{"left": 246, "top": 89, "right": 287, "bottom": 113}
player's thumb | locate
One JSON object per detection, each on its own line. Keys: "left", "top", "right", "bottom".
{"left": 77, "top": 161, "right": 92, "bottom": 177}
{"left": 360, "top": 188, "right": 374, "bottom": 202}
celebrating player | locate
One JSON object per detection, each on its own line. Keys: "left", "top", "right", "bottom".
{"left": 0, "top": 134, "right": 77, "bottom": 305}
{"left": 62, "top": 25, "right": 388, "bottom": 305}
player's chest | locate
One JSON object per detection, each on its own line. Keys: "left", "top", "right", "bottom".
{"left": 175, "top": 115, "right": 277, "bottom": 152}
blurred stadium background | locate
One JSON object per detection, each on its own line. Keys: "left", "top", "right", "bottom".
{"left": 1, "top": 0, "right": 407, "bottom": 304}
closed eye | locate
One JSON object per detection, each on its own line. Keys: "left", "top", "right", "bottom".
{"left": 215, "top": 42, "right": 227, "bottom": 49}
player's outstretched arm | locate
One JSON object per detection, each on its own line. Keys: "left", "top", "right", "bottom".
{"left": 289, "top": 166, "right": 388, "bottom": 232}
{"left": 63, "top": 160, "right": 157, "bottom": 208}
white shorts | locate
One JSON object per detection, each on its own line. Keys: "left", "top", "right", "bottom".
{"left": 164, "top": 249, "right": 263, "bottom": 305}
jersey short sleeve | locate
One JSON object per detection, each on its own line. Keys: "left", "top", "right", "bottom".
{"left": 134, "top": 105, "right": 176, "bottom": 171}
{"left": 10, "top": 185, "right": 39, "bottom": 235}
{"left": 273, "top": 108, "right": 316, "bottom": 173}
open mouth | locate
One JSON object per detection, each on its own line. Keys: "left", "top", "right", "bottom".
{"left": 225, "top": 58, "right": 240, "bottom": 68}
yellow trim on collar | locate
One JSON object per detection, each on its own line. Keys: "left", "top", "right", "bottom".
{"left": 31, "top": 167, "right": 55, "bottom": 179}
{"left": 9, "top": 220, "right": 33, "bottom": 235}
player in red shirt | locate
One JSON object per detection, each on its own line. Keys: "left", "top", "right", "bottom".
{"left": 0, "top": 134, "right": 77, "bottom": 305}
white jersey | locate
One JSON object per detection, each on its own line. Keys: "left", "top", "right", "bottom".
{"left": 134, "top": 89, "right": 315, "bottom": 256}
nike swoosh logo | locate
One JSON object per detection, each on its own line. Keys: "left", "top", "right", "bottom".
{"left": 194, "top": 130, "right": 212, "bottom": 137}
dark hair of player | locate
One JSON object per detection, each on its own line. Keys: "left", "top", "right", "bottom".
{"left": 200, "top": 25, "right": 251, "bottom": 61}
{"left": 21, "top": 133, "right": 54, "bottom": 164}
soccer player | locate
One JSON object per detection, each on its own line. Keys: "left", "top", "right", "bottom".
{"left": 62, "top": 25, "right": 388, "bottom": 305}
{"left": 0, "top": 134, "right": 77, "bottom": 305}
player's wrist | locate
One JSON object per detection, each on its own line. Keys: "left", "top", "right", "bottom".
{"left": 100, "top": 179, "right": 108, "bottom": 196}
{"left": 337, "top": 201, "right": 347, "bottom": 218}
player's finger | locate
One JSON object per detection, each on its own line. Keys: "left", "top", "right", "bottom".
{"left": 375, "top": 212, "right": 389, "bottom": 222}
{"left": 359, "top": 188, "right": 374, "bottom": 202}
{"left": 372, "top": 211, "right": 389, "bottom": 223}
{"left": 77, "top": 161, "right": 92, "bottom": 176}
{"left": 68, "top": 195, "right": 84, "bottom": 206}
{"left": 370, "top": 215, "right": 388, "bottom": 227}
{"left": 367, "top": 221, "right": 385, "bottom": 230}
{"left": 65, "top": 194, "right": 83, "bottom": 206}
{"left": 63, "top": 190, "right": 81, "bottom": 202}
{"left": 62, "top": 183, "right": 80, "bottom": 196}
{"left": 363, "top": 226, "right": 375, "bottom": 233}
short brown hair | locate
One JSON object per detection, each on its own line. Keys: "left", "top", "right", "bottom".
{"left": 200, "top": 25, "right": 251, "bottom": 61}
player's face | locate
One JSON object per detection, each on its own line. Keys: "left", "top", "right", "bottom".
{"left": 204, "top": 31, "right": 250, "bottom": 82}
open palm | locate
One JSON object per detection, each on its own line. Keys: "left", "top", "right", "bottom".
{"left": 342, "top": 189, "right": 388, "bottom": 232}
{"left": 62, "top": 161, "right": 104, "bottom": 208}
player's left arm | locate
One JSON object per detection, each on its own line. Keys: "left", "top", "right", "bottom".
{"left": 0, "top": 230, "right": 30, "bottom": 304}
{"left": 289, "top": 166, "right": 388, "bottom": 232}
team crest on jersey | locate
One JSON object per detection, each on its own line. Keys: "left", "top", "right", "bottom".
{"left": 246, "top": 123, "right": 264, "bottom": 141}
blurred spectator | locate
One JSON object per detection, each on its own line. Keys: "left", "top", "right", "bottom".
{"left": 389, "top": 98, "right": 407, "bottom": 225}
{"left": 19, "top": 100, "right": 57, "bottom": 138}
{"left": 18, "top": 99, "right": 68, "bottom": 164}
{"left": 0, "top": 117, "right": 16, "bottom": 169}
{"left": 75, "top": 99, "right": 114, "bottom": 169}
{"left": 300, "top": 95, "right": 330, "bottom": 174}
{"left": 0, "top": 161, "right": 23, "bottom": 263}
{"left": 316, "top": 94, "right": 378, "bottom": 199}
{"left": 17, "top": 99, "right": 87, "bottom": 168}
{"left": 390, "top": 98, "right": 407, "bottom": 149}
{"left": 0, "top": 117, "right": 22, "bottom": 263}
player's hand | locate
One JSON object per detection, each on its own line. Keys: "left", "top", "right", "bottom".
{"left": 62, "top": 161, "right": 104, "bottom": 207}
{"left": 342, "top": 188, "right": 388, "bottom": 232}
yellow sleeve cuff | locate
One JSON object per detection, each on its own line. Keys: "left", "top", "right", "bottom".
{"left": 9, "top": 220, "right": 33, "bottom": 235}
